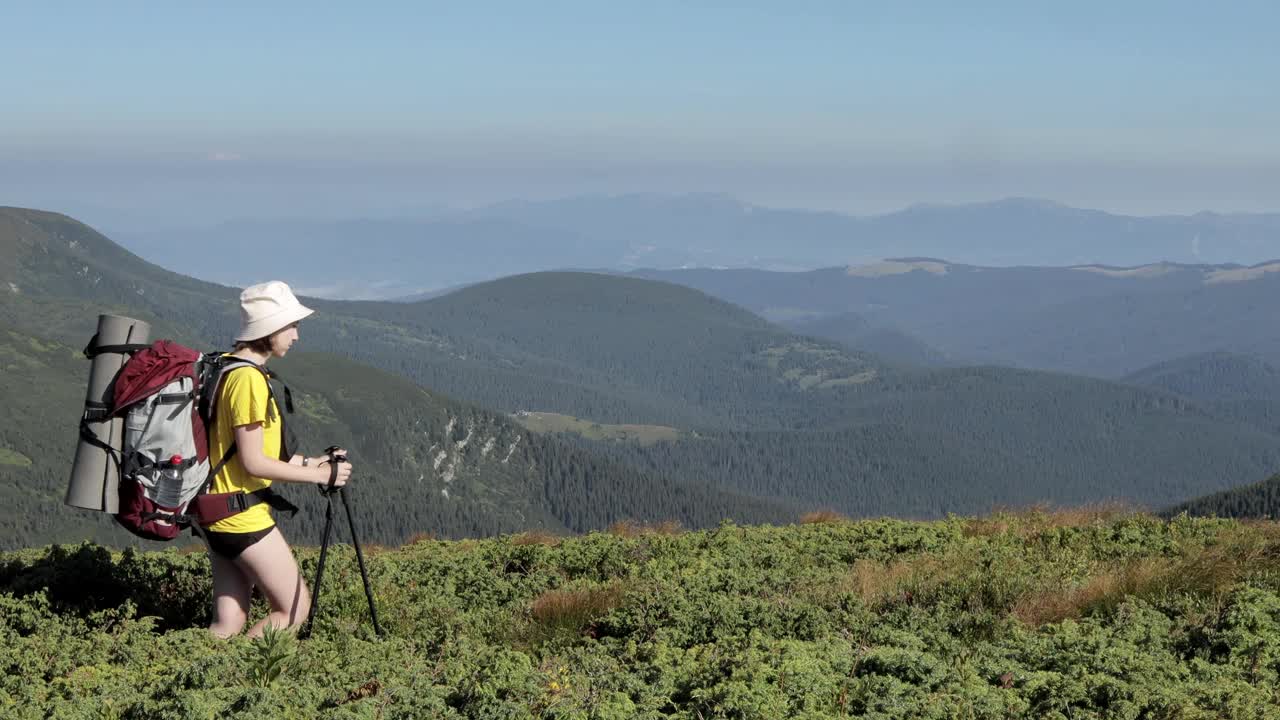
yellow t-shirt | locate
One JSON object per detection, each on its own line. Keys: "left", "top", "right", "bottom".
{"left": 205, "top": 362, "right": 281, "bottom": 533}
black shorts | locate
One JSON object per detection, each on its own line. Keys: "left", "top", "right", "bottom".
{"left": 203, "top": 525, "right": 276, "bottom": 559}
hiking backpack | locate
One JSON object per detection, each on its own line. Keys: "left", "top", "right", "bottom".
{"left": 80, "top": 339, "right": 297, "bottom": 541}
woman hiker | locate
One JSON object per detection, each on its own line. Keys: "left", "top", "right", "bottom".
{"left": 204, "top": 280, "right": 354, "bottom": 638}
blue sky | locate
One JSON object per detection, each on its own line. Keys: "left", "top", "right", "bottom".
{"left": 3, "top": 1, "right": 1278, "bottom": 226}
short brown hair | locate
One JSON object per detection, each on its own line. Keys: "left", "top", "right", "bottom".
{"left": 234, "top": 336, "right": 274, "bottom": 354}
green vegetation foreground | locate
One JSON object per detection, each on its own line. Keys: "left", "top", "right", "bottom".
{"left": 2, "top": 511, "right": 1279, "bottom": 718}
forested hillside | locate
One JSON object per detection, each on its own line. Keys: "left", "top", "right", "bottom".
{"left": 784, "top": 311, "right": 951, "bottom": 367}
{"left": 1123, "top": 352, "right": 1280, "bottom": 435}
{"left": 310, "top": 272, "right": 891, "bottom": 429}
{"left": 6, "top": 206, "right": 1280, "bottom": 545}
{"left": 1164, "top": 474, "right": 1280, "bottom": 520}
{"left": 634, "top": 262, "right": 1280, "bottom": 377}
{"left": 0, "top": 321, "right": 792, "bottom": 550}
{"left": 567, "top": 365, "right": 1280, "bottom": 516}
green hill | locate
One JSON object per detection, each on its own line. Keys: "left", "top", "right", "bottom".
{"left": 0, "top": 326, "right": 791, "bottom": 550}
{"left": 315, "top": 271, "right": 889, "bottom": 429}
{"left": 212, "top": 278, "right": 1280, "bottom": 516}
{"left": 7, "top": 206, "right": 1280, "bottom": 531}
{"left": 1123, "top": 352, "right": 1280, "bottom": 435}
{"left": 1, "top": 206, "right": 886, "bottom": 431}
{"left": 571, "top": 365, "right": 1280, "bottom": 517}
{"left": 1163, "top": 474, "right": 1280, "bottom": 519}
{"left": 0, "top": 207, "right": 801, "bottom": 548}
{"left": 784, "top": 311, "right": 952, "bottom": 367}
{"left": 2, "top": 513, "right": 1279, "bottom": 716}
{"left": 632, "top": 262, "right": 1280, "bottom": 378}
{"left": 0, "top": 206, "right": 238, "bottom": 341}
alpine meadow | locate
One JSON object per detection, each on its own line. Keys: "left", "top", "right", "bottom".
{"left": 10, "top": 2, "right": 1280, "bottom": 715}
{"left": 3, "top": 203, "right": 1280, "bottom": 717}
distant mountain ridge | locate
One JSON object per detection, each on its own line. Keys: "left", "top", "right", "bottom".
{"left": 633, "top": 259, "right": 1280, "bottom": 378}
{"left": 107, "top": 194, "right": 1280, "bottom": 299}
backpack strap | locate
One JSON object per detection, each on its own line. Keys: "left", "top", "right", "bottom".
{"left": 78, "top": 414, "right": 124, "bottom": 474}
{"left": 263, "top": 369, "right": 298, "bottom": 459}
{"left": 201, "top": 357, "right": 293, "bottom": 422}
{"left": 199, "top": 356, "right": 258, "bottom": 423}
{"left": 194, "top": 355, "right": 301, "bottom": 526}
{"left": 190, "top": 486, "right": 299, "bottom": 526}
{"left": 197, "top": 439, "right": 238, "bottom": 498}
{"left": 146, "top": 487, "right": 299, "bottom": 533}
{"left": 82, "top": 334, "right": 149, "bottom": 359}
{"left": 81, "top": 400, "right": 113, "bottom": 423}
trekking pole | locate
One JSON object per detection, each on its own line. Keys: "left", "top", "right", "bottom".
{"left": 299, "top": 455, "right": 341, "bottom": 639}
{"left": 339, "top": 485, "right": 383, "bottom": 636}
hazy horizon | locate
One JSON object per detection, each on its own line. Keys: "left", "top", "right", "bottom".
{"left": 9, "top": 189, "right": 1280, "bottom": 240}
{"left": 5, "top": 2, "right": 1279, "bottom": 230}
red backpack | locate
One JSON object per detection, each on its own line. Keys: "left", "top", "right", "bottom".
{"left": 81, "top": 340, "right": 297, "bottom": 540}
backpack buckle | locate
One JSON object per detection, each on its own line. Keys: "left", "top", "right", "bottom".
{"left": 226, "top": 493, "right": 249, "bottom": 514}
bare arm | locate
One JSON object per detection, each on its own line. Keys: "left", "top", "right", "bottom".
{"left": 233, "top": 422, "right": 350, "bottom": 486}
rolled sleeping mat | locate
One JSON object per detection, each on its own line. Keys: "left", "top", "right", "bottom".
{"left": 65, "top": 314, "right": 151, "bottom": 512}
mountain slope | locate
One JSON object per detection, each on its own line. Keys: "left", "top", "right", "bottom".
{"left": 0, "top": 322, "right": 794, "bottom": 550}
{"left": 8, "top": 206, "right": 1280, "bottom": 527}
{"left": 574, "top": 365, "right": 1280, "bottom": 517}
{"left": 1162, "top": 474, "right": 1280, "bottom": 519}
{"left": 784, "top": 312, "right": 951, "bottom": 367}
{"left": 1122, "top": 352, "right": 1280, "bottom": 434}
{"left": 633, "top": 262, "right": 1280, "bottom": 377}
{"left": 323, "top": 271, "right": 889, "bottom": 429}
{"left": 6, "top": 207, "right": 889, "bottom": 430}
{"left": 0, "top": 206, "right": 240, "bottom": 348}
{"left": 0, "top": 208, "right": 799, "bottom": 548}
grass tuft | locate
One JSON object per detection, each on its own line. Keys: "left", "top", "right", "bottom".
{"left": 511, "top": 530, "right": 562, "bottom": 547}
{"left": 522, "top": 583, "right": 625, "bottom": 645}
{"left": 800, "top": 509, "right": 848, "bottom": 524}
{"left": 607, "top": 520, "right": 683, "bottom": 538}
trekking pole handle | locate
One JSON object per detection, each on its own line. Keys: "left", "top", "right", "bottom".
{"left": 320, "top": 445, "right": 347, "bottom": 495}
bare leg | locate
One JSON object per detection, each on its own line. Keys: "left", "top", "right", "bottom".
{"left": 235, "top": 527, "right": 311, "bottom": 637}
{"left": 209, "top": 550, "right": 252, "bottom": 638}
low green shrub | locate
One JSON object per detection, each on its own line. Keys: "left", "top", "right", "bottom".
{"left": 1, "top": 513, "right": 1277, "bottom": 717}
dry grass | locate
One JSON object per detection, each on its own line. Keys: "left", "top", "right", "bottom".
{"left": 848, "top": 558, "right": 923, "bottom": 605}
{"left": 963, "top": 502, "right": 1141, "bottom": 538}
{"left": 606, "top": 520, "right": 683, "bottom": 538}
{"left": 808, "top": 550, "right": 952, "bottom": 607}
{"left": 1013, "top": 558, "right": 1174, "bottom": 626}
{"left": 1013, "top": 525, "right": 1279, "bottom": 627}
{"left": 406, "top": 531, "right": 436, "bottom": 545}
{"left": 511, "top": 530, "right": 562, "bottom": 547}
{"left": 960, "top": 517, "right": 1015, "bottom": 538}
{"left": 800, "top": 509, "right": 848, "bottom": 524}
{"left": 1238, "top": 518, "right": 1280, "bottom": 543}
{"left": 526, "top": 583, "right": 626, "bottom": 642}
{"left": 1032, "top": 501, "right": 1141, "bottom": 528}
{"left": 1178, "top": 527, "right": 1276, "bottom": 592}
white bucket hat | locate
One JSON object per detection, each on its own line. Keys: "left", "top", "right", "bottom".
{"left": 235, "top": 280, "right": 314, "bottom": 342}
